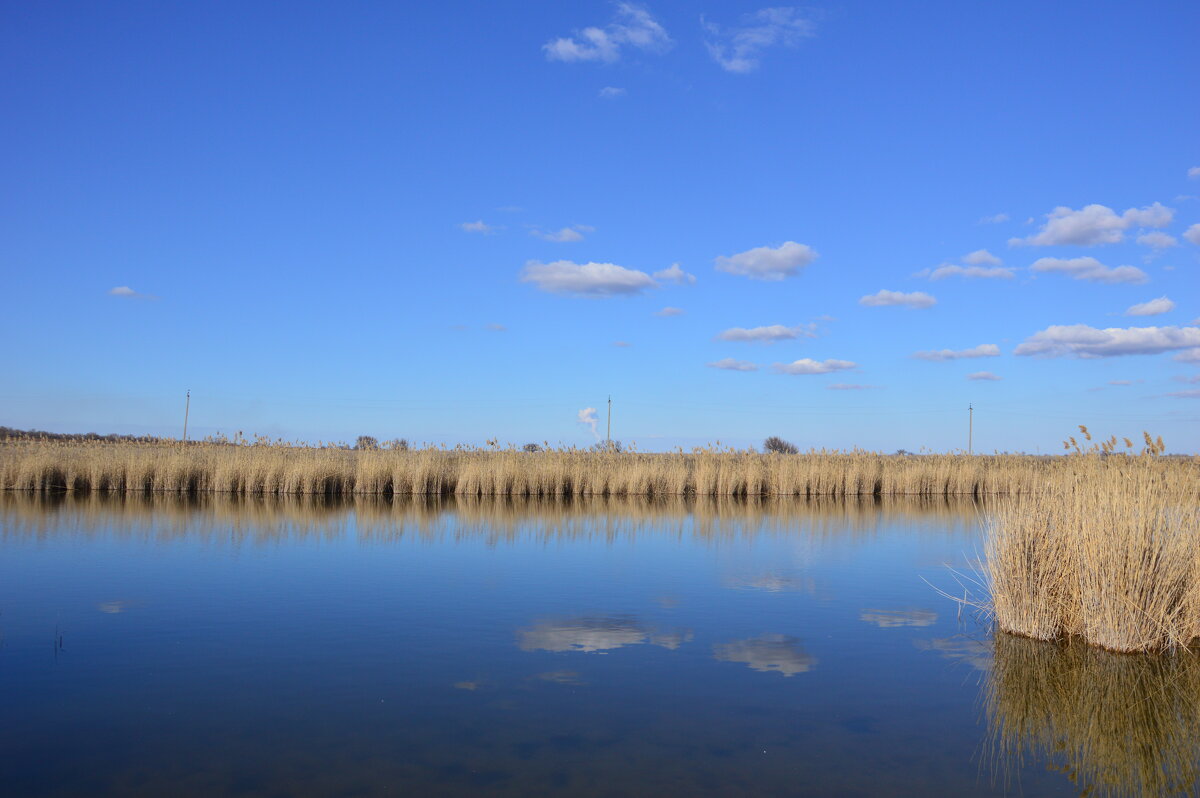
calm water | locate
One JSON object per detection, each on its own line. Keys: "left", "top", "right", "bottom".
{"left": 1, "top": 493, "right": 1196, "bottom": 797}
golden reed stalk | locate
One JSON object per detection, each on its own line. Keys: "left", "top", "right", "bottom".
{"left": 0, "top": 438, "right": 1099, "bottom": 497}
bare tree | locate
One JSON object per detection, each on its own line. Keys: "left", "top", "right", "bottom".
{"left": 763, "top": 436, "right": 799, "bottom": 455}
{"left": 355, "top": 435, "right": 380, "bottom": 450}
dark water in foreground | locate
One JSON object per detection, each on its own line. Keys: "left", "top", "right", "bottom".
{"left": 1, "top": 494, "right": 1197, "bottom": 797}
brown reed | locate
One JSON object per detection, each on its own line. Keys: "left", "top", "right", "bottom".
{"left": 0, "top": 437, "right": 1109, "bottom": 498}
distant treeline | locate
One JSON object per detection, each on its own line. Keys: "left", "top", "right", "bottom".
{"left": 0, "top": 426, "right": 171, "bottom": 444}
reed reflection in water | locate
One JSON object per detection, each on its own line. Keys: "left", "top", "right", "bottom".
{"left": 986, "top": 632, "right": 1200, "bottom": 797}
{"left": 0, "top": 490, "right": 981, "bottom": 547}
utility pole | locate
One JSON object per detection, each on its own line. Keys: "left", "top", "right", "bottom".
{"left": 182, "top": 390, "right": 191, "bottom": 444}
{"left": 606, "top": 395, "right": 612, "bottom": 449}
{"left": 968, "top": 403, "right": 973, "bottom": 456}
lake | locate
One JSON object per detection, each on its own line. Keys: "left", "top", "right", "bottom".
{"left": 1, "top": 493, "right": 1196, "bottom": 797}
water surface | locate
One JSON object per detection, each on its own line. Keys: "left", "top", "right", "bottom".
{"left": 1, "top": 493, "right": 1195, "bottom": 796}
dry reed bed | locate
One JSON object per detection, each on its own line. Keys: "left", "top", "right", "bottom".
{"left": 0, "top": 439, "right": 1107, "bottom": 497}
{"left": 983, "top": 453, "right": 1200, "bottom": 652}
{"left": 986, "top": 632, "right": 1200, "bottom": 797}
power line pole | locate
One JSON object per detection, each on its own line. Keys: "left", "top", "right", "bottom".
{"left": 968, "top": 403, "right": 973, "bottom": 456}
{"left": 606, "top": 395, "right": 612, "bottom": 449}
{"left": 182, "top": 390, "right": 191, "bottom": 444}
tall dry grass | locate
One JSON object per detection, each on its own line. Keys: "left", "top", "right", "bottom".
{"left": 986, "top": 632, "right": 1200, "bottom": 797}
{"left": 0, "top": 438, "right": 1088, "bottom": 498}
{"left": 982, "top": 450, "right": 1200, "bottom": 652}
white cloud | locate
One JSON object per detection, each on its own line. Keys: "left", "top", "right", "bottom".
{"left": 1108, "top": 380, "right": 1133, "bottom": 386}
{"left": 107, "top": 286, "right": 156, "bottom": 300}
{"left": 703, "top": 8, "right": 815, "bottom": 74}
{"left": 532, "top": 225, "right": 590, "bottom": 242}
{"left": 544, "top": 3, "right": 670, "bottom": 63}
{"left": 772, "top": 358, "right": 856, "bottom": 375}
{"left": 1167, "top": 389, "right": 1200, "bottom": 399}
{"left": 1015, "top": 324, "right": 1200, "bottom": 358}
{"left": 577, "top": 407, "right": 600, "bottom": 439}
{"left": 655, "top": 306, "right": 684, "bottom": 317}
{"left": 521, "top": 260, "right": 657, "bottom": 296}
{"left": 1175, "top": 348, "right": 1200, "bottom": 364}
{"left": 967, "top": 371, "right": 1002, "bottom": 381}
{"left": 1125, "top": 296, "right": 1175, "bottom": 317}
{"left": 979, "top": 213, "right": 1010, "bottom": 224}
{"left": 922, "top": 264, "right": 1015, "bottom": 280}
{"left": 707, "top": 357, "right": 758, "bottom": 372}
{"left": 912, "top": 344, "right": 1000, "bottom": 361}
{"left": 485, "top": 323, "right": 507, "bottom": 332}
{"left": 1137, "top": 231, "right": 1177, "bottom": 249}
{"left": 1185, "top": 224, "right": 1200, "bottom": 246}
{"left": 1011, "top": 202, "right": 1173, "bottom": 246}
{"left": 858, "top": 290, "right": 936, "bottom": 309}
{"left": 715, "top": 324, "right": 815, "bottom": 343}
{"left": 962, "top": 249, "right": 1002, "bottom": 266}
{"left": 860, "top": 609, "right": 938, "bottom": 628}
{"left": 714, "top": 241, "right": 817, "bottom": 280}
{"left": 1029, "top": 256, "right": 1148, "bottom": 284}
{"left": 652, "top": 263, "right": 696, "bottom": 284}
{"left": 1189, "top": 167, "right": 1200, "bottom": 179}
{"left": 827, "top": 383, "right": 878, "bottom": 390}
{"left": 517, "top": 617, "right": 690, "bottom": 653}
{"left": 598, "top": 86, "right": 626, "bottom": 99}
{"left": 459, "top": 220, "right": 499, "bottom": 234}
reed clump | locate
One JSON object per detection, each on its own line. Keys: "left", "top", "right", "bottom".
{"left": 983, "top": 429, "right": 1200, "bottom": 652}
{"left": 0, "top": 437, "right": 1115, "bottom": 498}
{"left": 986, "top": 632, "right": 1200, "bottom": 797}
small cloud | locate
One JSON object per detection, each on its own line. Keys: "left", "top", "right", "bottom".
{"left": 485, "top": 323, "right": 507, "bottom": 332}
{"left": 773, "top": 358, "right": 856, "bottom": 375}
{"left": 715, "top": 324, "right": 815, "bottom": 343}
{"left": 707, "top": 357, "right": 758, "bottom": 372}
{"left": 703, "top": 8, "right": 815, "bottom": 74}
{"left": 1184, "top": 223, "right": 1200, "bottom": 246}
{"left": 521, "top": 260, "right": 657, "bottom": 297}
{"left": 1029, "top": 256, "right": 1148, "bottom": 285}
{"left": 108, "top": 286, "right": 156, "bottom": 300}
{"left": 1174, "top": 348, "right": 1200, "bottom": 363}
{"left": 612, "top": 340, "right": 631, "bottom": 347}
{"left": 460, "top": 220, "right": 500, "bottom": 234}
{"left": 912, "top": 344, "right": 1000, "bottom": 362}
{"left": 1137, "top": 231, "right": 1177, "bottom": 249}
{"left": 1189, "top": 166, "right": 1200, "bottom": 179}
{"left": 532, "top": 225, "right": 590, "bottom": 243}
{"left": 919, "top": 264, "right": 1014, "bottom": 280}
{"left": 1108, "top": 379, "right": 1134, "bottom": 386}
{"left": 1166, "top": 389, "right": 1200, "bottom": 399}
{"left": 652, "top": 263, "right": 696, "bottom": 284}
{"left": 978, "top": 213, "right": 1010, "bottom": 224}
{"left": 967, "top": 371, "right": 1002, "bottom": 381}
{"left": 859, "top": 290, "right": 936, "bottom": 309}
{"left": 578, "top": 407, "right": 600, "bottom": 439}
{"left": 962, "top": 249, "right": 1003, "bottom": 267}
{"left": 534, "top": 670, "right": 585, "bottom": 685}
{"left": 655, "top": 306, "right": 684, "bottom": 317}
{"left": 714, "top": 241, "right": 817, "bottom": 281}
{"left": 1173, "top": 374, "right": 1200, "bottom": 384}
{"left": 599, "top": 86, "right": 626, "bottom": 99}
{"left": 1015, "top": 324, "right": 1200, "bottom": 358}
{"left": 544, "top": 3, "right": 671, "bottom": 64}
{"left": 827, "top": 383, "right": 878, "bottom": 390}
{"left": 1125, "top": 296, "right": 1175, "bottom": 317}
{"left": 1010, "top": 202, "right": 1173, "bottom": 246}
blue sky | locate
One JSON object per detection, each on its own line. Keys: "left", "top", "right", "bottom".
{"left": 2, "top": 0, "right": 1198, "bottom": 452}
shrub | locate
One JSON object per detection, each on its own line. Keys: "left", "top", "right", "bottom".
{"left": 355, "top": 436, "right": 379, "bottom": 450}
{"left": 763, "top": 436, "right": 799, "bottom": 455}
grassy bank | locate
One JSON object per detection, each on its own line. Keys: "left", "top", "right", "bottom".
{"left": 0, "top": 437, "right": 1110, "bottom": 497}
